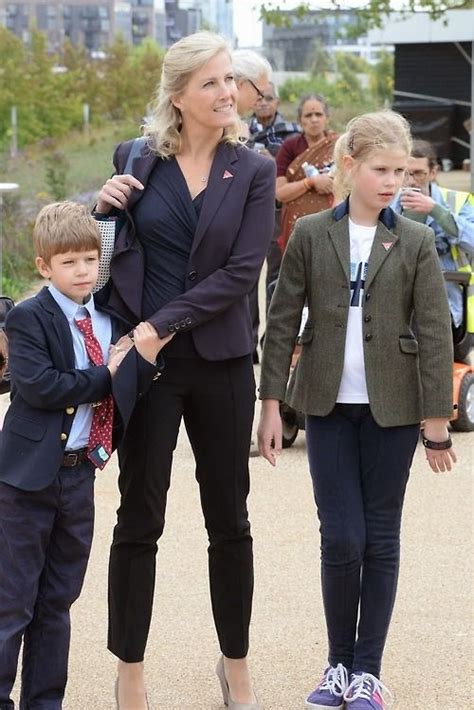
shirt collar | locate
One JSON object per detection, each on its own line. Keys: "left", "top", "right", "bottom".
{"left": 332, "top": 196, "right": 396, "bottom": 229}
{"left": 48, "top": 284, "right": 96, "bottom": 323}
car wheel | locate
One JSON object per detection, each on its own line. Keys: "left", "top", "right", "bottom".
{"left": 451, "top": 372, "right": 474, "bottom": 432}
{"left": 280, "top": 404, "right": 299, "bottom": 448}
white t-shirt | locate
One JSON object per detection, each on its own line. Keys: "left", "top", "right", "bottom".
{"left": 336, "top": 218, "right": 376, "bottom": 404}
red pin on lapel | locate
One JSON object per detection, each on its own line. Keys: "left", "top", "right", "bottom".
{"left": 222, "top": 170, "right": 233, "bottom": 179}
{"left": 382, "top": 242, "right": 393, "bottom": 251}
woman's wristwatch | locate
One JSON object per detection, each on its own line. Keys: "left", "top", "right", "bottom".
{"left": 421, "top": 435, "right": 452, "bottom": 450}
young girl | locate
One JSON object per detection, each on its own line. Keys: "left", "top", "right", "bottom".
{"left": 257, "top": 110, "right": 457, "bottom": 709}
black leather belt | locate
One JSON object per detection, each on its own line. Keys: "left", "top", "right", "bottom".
{"left": 62, "top": 448, "right": 89, "bottom": 468}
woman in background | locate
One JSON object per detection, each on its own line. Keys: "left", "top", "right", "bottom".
{"left": 276, "top": 93, "right": 338, "bottom": 253}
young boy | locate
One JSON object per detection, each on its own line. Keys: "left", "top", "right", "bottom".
{"left": 0, "top": 201, "right": 171, "bottom": 709}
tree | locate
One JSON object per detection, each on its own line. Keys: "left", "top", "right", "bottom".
{"left": 310, "top": 40, "right": 333, "bottom": 78}
{"left": 368, "top": 50, "right": 394, "bottom": 104}
{"left": 258, "top": 1, "right": 470, "bottom": 34}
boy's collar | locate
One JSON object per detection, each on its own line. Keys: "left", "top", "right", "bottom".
{"left": 48, "top": 284, "right": 96, "bottom": 321}
{"left": 333, "top": 196, "right": 396, "bottom": 229}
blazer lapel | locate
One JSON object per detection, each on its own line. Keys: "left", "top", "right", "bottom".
{"left": 191, "top": 143, "right": 239, "bottom": 256}
{"left": 36, "top": 288, "right": 75, "bottom": 368}
{"left": 365, "top": 223, "right": 399, "bottom": 293}
{"left": 327, "top": 215, "right": 351, "bottom": 286}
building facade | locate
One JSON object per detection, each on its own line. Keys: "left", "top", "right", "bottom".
{"left": 0, "top": 0, "right": 207, "bottom": 52}
{"left": 262, "top": 9, "right": 361, "bottom": 71}
{"left": 0, "top": 0, "right": 115, "bottom": 52}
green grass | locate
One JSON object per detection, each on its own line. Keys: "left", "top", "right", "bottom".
{"left": 0, "top": 120, "right": 139, "bottom": 204}
{"left": 0, "top": 120, "right": 139, "bottom": 298}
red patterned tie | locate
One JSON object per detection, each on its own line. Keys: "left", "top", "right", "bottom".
{"left": 75, "top": 315, "right": 114, "bottom": 469}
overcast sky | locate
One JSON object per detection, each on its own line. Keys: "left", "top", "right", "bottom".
{"left": 233, "top": 0, "right": 263, "bottom": 47}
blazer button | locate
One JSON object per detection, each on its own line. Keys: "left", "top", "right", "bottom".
{"left": 364, "top": 315, "right": 372, "bottom": 323}
{"left": 65, "top": 407, "right": 75, "bottom": 415}
{"left": 60, "top": 433, "right": 67, "bottom": 441}
{"left": 366, "top": 293, "right": 371, "bottom": 301}
{"left": 168, "top": 323, "right": 176, "bottom": 333}
{"left": 365, "top": 333, "right": 373, "bottom": 342}
{"left": 180, "top": 319, "right": 187, "bottom": 328}
{"left": 185, "top": 316, "right": 192, "bottom": 325}
{"left": 174, "top": 322, "right": 181, "bottom": 330}
{"left": 188, "top": 270, "right": 197, "bottom": 281}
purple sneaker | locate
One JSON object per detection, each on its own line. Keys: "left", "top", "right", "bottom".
{"left": 344, "top": 672, "right": 394, "bottom": 709}
{"left": 305, "top": 664, "right": 348, "bottom": 709}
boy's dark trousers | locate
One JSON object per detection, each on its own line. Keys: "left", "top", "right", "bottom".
{"left": 0, "top": 461, "right": 95, "bottom": 710}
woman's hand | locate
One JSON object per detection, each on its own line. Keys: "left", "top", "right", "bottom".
{"left": 422, "top": 418, "right": 457, "bottom": 473}
{"left": 96, "top": 174, "right": 144, "bottom": 213}
{"left": 308, "top": 173, "right": 334, "bottom": 194}
{"left": 107, "top": 334, "right": 134, "bottom": 376}
{"left": 257, "top": 399, "right": 282, "bottom": 466}
{"left": 133, "top": 321, "right": 174, "bottom": 364}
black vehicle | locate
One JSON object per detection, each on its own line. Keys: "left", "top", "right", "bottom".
{"left": 0, "top": 296, "right": 14, "bottom": 395}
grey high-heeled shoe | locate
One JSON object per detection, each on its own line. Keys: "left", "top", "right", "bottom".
{"left": 216, "top": 656, "right": 263, "bottom": 710}
{"left": 115, "top": 677, "right": 150, "bottom": 710}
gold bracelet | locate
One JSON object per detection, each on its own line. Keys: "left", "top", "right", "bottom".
{"left": 303, "top": 178, "right": 311, "bottom": 191}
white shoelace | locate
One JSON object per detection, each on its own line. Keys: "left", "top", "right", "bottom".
{"left": 344, "top": 672, "right": 394, "bottom": 706}
{"left": 318, "top": 663, "right": 348, "bottom": 697}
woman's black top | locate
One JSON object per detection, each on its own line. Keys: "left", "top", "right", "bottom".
{"left": 133, "top": 157, "right": 205, "bottom": 358}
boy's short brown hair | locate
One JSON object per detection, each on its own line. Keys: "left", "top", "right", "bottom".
{"left": 33, "top": 201, "right": 101, "bottom": 264}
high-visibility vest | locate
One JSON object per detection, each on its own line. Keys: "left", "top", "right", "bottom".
{"left": 437, "top": 187, "right": 474, "bottom": 333}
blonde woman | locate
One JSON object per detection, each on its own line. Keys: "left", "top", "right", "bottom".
{"left": 95, "top": 32, "right": 275, "bottom": 710}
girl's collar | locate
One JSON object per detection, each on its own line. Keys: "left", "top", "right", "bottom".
{"left": 332, "top": 197, "right": 395, "bottom": 229}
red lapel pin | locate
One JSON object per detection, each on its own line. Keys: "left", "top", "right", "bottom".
{"left": 382, "top": 242, "right": 393, "bottom": 251}
{"left": 222, "top": 170, "right": 233, "bottom": 179}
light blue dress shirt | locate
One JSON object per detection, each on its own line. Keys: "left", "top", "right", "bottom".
{"left": 48, "top": 284, "right": 112, "bottom": 450}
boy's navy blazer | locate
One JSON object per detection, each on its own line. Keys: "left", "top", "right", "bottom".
{"left": 97, "top": 139, "right": 276, "bottom": 362}
{"left": 0, "top": 287, "right": 157, "bottom": 491}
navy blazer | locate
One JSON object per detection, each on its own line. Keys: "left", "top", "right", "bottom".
{"left": 99, "top": 140, "right": 276, "bottom": 361}
{"left": 0, "top": 287, "right": 158, "bottom": 491}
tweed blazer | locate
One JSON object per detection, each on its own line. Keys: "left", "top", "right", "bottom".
{"left": 259, "top": 200, "right": 454, "bottom": 427}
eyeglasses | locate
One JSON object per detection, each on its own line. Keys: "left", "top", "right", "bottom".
{"left": 247, "top": 78, "right": 265, "bottom": 101}
{"left": 256, "top": 94, "right": 276, "bottom": 103}
{"left": 406, "top": 169, "right": 429, "bottom": 179}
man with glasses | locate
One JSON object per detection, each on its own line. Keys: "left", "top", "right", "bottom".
{"left": 391, "top": 139, "right": 474, "bottom": 336}
{"left": 247, "top": 82, "right": 300, "bottom": 157}
{"left": 246, "top": 83, "right": 300, "bottom": 362}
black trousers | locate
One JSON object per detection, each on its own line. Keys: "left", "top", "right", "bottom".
{"left": 306, "top": 405, "right": 419, "bottom": 677}
{"left": 108, "top": 355, "right": 256, "bottom": 662}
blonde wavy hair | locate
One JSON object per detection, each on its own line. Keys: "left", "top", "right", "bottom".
{"left": 144, "top": 32, "right": 241, "bottom": 158}
{"left": 333, "top": 110, "right": 412, "bottom": 201}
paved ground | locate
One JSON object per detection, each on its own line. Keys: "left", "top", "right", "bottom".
{"left": 1, "top": 380, "right": 472, "bottom": 710}
{"left": 436, "top": 169, "right": 471, "bottom": 193}
{"left": 2, "top": 175, "right": 473, "bottom": 708}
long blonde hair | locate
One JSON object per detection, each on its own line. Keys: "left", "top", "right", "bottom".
{"left": 144, "top": 32, "right": 241, "bottom": 158}
{"left": 333, "top": 110, "right": 412, "bottom": 201}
